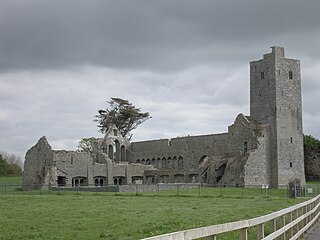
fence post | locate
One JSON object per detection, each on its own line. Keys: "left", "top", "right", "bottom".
{"left": 257, "top": 223, "right": 264, "bottom": 239}
{"left": 279, "top": 215, "right": 286, "bottom": 240}
{"left": 287, "top": 212, "right": 293, "bottom": 238}
{"left": 239, "top": 228, "right": 247, "bottom": 240}
{"left": 177, "top": 185, "right": 179, "bottom": 196}
{"left": 269, "top": 219, "right": 276, "bottom": 233}
{"left": 206, "top": 236, "right": 216, "bottom": 240}
{"left": 4, "top": 184, "right": 7, "bottom": 195}
{"left": 198, "top": 184, "right": 201, "bottom": 197}
{"left": 157, "top": 184, "right": 159, "bottom": 196}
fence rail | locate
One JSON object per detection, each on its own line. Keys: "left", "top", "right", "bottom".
{"left": 142, "top": 195, "right": 320, "bottom": 240}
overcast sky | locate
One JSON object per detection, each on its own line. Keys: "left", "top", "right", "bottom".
{"left": 1, "top": 0, "right": 320, "bottom": 159}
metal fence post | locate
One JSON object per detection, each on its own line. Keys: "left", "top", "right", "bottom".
{"left": 135, "top": 184, "right": 138, "bottom": 196}
{"left": 177, "top": 185, "right": 179, "bottom": 196}
{"left": 198, "top": 184, "right": 201, "bottom": 197}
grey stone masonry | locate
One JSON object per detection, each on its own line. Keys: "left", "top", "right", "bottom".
{"left": 250, "top": 46, "right": 305, "bottom": 187}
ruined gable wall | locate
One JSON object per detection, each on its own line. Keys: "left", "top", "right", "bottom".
{"left": 22, "top": 137, "right": 54, "bottom": 190}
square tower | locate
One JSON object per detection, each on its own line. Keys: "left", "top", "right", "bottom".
{"left": 250, "top": 46, "right": 305, "bottom": 187}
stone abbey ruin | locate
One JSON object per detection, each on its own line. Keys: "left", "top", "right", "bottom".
{"left": 22, "top": 47, "right": 306, "bottom": 190}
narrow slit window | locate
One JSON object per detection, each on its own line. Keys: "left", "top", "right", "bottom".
{"left": 261, "top": 72, "right": 265, "bottom": 79}
{"left": 289, "top": 71, "right": 293, "bottom": 79}
{"left": 290, "top": 162, "right": 293, "bottom": 168}
{"left": 290, "top": 137, "right": 293, "bottom": 143}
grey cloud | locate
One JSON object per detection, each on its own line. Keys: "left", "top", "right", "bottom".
{"left": 1, "top": 1, "right": 320, "bottom": 72}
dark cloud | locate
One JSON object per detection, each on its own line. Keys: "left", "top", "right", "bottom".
{"left": 1, "top": 1, "right": 320, "bottom": 72}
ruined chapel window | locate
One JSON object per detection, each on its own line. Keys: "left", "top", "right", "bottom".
{"left": 260, "top": 72, "right": 264, "bottom": 80}
{"left": 113, "top": 129, "right": 118, "bottom": 136}
{"left": 289, "top": 71, "right": 293, "bottom": 80}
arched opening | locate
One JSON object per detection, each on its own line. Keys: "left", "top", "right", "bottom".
{"left": 108, "top": 145, "right": 114, "bottom": 160}
{"left": 172, "top": 156, "right": 177, "bottom": 169}
{"left": 216, "top": 175, "right": 223, "bottom": 182}
{"left": 121, "top": 145, "right": 126, "bottom": 161}
{"left": 174, "top": 174, "right": 184, "bottom": 183}
{"left": 161, "top": 157, "right": 166, "bottom": 169}
{"left": 215, "top": 163, "right": 227, "bottom": 183}
{"left": 136, "top": 159, "right": 140, "bottom": 164}
{"left": 141, "top": 159, "right": 145, "bottom": 165}
{"left": 146, "top": 159, "right": 151, "bottom": 165}
{"left": 114, "top": 140, "right": 120, "bottom": 163}
{"left": 167, "top": 157, "right": 172, "bottom": 169}
{"left": 94, "top": 176, "right": 105, "bottom": 187}
{"left": 157, "top": 158, "right": 161, "bottom": 168}
{"left": 72, "top": 177, "right": 87, "bottom": 187}
{"left": 114, "top": 179, "right": 118, "bottom": 185}
{"left": 178, "top": 156, "right": 183, "bottom": 170}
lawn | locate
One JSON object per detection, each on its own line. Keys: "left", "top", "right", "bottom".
{"left": 0, "top": 186, "right": 306, "bottom": 240}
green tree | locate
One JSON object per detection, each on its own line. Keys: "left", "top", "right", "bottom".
{"left": 0, "top": 152, "right": 23, "bottom": 176}
{"left": 304, "top": 135, "right": 320, "bottom": 159}
{"left": 0, "top": 154, "right": 8, "bottom": 176}
{"left": 76, "top": 137, "right": 96, "bottom": 155}
{"left": 304, "top": 134, "right": 320, "bottom": 181}
{"left": 94, "top": 97, "right": 151, "bottom": 139}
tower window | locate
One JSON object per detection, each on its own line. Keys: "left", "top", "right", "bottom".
{"left": 290, "top": 137, "right": 293, "bottom": 143}
{"left": 290, "top": 162, "right": 293, "bottom": 168}
{"left": 260, "top": 72, "right": 265, "bottom": 79}
{"left": 244, "top": 142, "right": 248, "bottom": 153}
{"left": 289, "top": 71, "right": 293, "bottom": 79}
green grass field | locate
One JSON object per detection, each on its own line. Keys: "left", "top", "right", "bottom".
{"left": 0, "top": 176, "right": 308, "bottom": 240}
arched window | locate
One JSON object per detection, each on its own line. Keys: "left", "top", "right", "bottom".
{"left": 121, "top": 145, "right": 126, "bottom": 161}
{"left": 178, "top": 156, "right": 183, "bottom": 170}
{"left": 114, "top": 140, "right": 120, "bottom": 163}
{"left": 108, "top": 145, "right": 114, "bottom": 160}
{"left": 161, "top": 157, "right": 166, "bottom": 169}
{"left": 172, "top": 156, "right": 177, "bottom": 169}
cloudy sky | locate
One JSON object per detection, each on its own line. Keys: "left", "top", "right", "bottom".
{"left": 1, "top": 0, "right": 320, "bottom": 159}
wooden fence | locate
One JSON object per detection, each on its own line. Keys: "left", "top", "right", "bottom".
{"left": 142, "top": 195, "right": 320, "bottom": 240}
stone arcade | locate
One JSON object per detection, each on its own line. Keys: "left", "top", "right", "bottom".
{"left": 22, "top": 47, "right": 306, "bottom": 189}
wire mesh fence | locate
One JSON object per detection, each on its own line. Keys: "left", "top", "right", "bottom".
{"left": 1, "top": 182, "right": 318, "bottom": 198}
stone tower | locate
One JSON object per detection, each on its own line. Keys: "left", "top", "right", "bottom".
{"left": 250, "top": 46, "right": 305, "bottom": 187}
